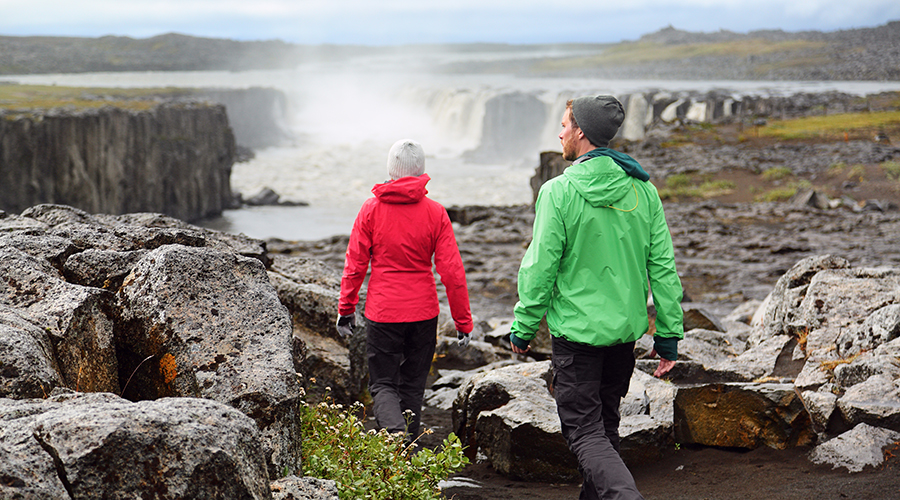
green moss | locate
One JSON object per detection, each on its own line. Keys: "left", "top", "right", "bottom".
{"left": 761, "top": 167, "right": 794, "bottom": 181}
{"left": 883, "top": 161, "right": 900, "bottom": 181}
{"left": 756, "top": 110, "right": 900, "bottom": 140}
{"left": 658, "top": 175, "right": 735, "bottom": 200}
{"left": 754, "top": 186, "right": 798, "bottom": 202}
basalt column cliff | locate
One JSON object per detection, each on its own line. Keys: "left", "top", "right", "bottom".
{"left": 0, "top": 101, "right": 235, "bottom": 222}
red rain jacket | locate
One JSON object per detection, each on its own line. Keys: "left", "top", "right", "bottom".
{"left": 339, "top": 174, "right": 473, "bottom": 333}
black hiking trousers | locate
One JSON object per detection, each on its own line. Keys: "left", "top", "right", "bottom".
{"left": 366, "top": 316, "right": 438, "bottom": 440}
{"left": 551, "top": 335, "right": 645, "bottom": 500}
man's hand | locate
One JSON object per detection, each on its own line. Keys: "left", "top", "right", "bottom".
{"left": 335, "top": 314, "right": 356, "bottom": 338}
{"left": 510, "top": 341, "right": 531, "bottom": 355}
{"left": 649, "top": 349, "right": 676, "bottom": 378}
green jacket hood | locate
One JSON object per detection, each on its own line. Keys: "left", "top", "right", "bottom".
{"left": 564, "top": 156, "right": 633, "bottom": 208}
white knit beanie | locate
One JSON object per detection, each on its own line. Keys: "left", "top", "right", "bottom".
{"left": 387, "top": 139, "right": 425, "bottom": 180}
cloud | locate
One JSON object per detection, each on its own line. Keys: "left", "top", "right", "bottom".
{"left": 3, "top": 0, "right": 899, "bottom": 44}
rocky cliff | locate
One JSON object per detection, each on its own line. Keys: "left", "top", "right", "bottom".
{"left": 0, "top": 101, "right": 235, "bottom": 222}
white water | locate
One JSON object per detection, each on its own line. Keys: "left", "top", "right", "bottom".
{"left": 5, "top": 47, "right": 900, "bottom": 240}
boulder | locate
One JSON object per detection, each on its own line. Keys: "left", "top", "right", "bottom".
{"left": 835, "top": 303, "right": 900, "bottom": 358}
{"left": 682, "top": 307, "right": 727, "bottom": 333}
{"left": 837, "top": 374, "right": 900, "bottom": 430}
{"left": 116, "top": 244, "right": 302, "bottom": 477}
{"left": 0, "top": 305, "right": 64, "bottom": 399}
{"left": 674, "top": 382, "right": 814, "bottom": 449}
{"left": 435, "top": 336, "right": 501, "bottom": 369}
{"left": 809, "top": 423, "right": 900, "bottom": 472}
{"left": 267, "top": 255, "right": 367, "bottom": 405}
{"left": 800, "top": 390, "right": 840, "bottom": 434}
{"left": 707, "top": 335, "right": 793, "bottom": 382}
{"left": 0, "top": 245, "right": 119, "bottom": 395}
{"left": 794, "top": 267, "right": 900, "bottom": 357}
{"left": 453, "top": 361, "right": 578, "bottom": 482}
{"left": 452, "top": 361, "right": 675, "bottom": 482}
{"left": 752, "top": 254, "right": 851, "bottom": 344}
{"left": 425, "top": 361, "right": 521, "bottom": 410}
{"left": 677, "top": 328, "right": 745, "bottom": 367}
{"left": 63, "top": 248, "right": 149, "bottom": 290}
{"left": 0, "top": 392, "right": 271, "bottom": 499}
{"left": 621, "top": 93, "right": 651, "bottom": 142}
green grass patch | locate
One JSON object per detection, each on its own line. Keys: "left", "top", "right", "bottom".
{"left": 755, "top": 110, "right": 900, "bottom": 140}
{"left": 658, "top": 175, "right": 736, "bottom": 200}
{"left": 0, "top": 83, "right": 194, "bottom": 112}
{"left": 532, "top": 39, "right": 825, "bottom": 71}
{"left": 761, "top": 167, "right": 794, "bottom": 181}
{"left": 754, "top": 186, "right": 798, "bottom": 202}
{"left": 882, "top": 161, "right": 900, "bottom": 181}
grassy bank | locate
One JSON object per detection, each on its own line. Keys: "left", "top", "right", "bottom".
{"left": 0, "top": 83, "right": 194, "bottom": 112}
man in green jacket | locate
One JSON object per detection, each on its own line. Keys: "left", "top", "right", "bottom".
{"left": 510, "top": 95, "right": 683, "bottom": 500}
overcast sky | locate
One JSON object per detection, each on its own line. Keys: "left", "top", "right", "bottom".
{"left": 4, "top": 1, "right": 899, "bottom": 45}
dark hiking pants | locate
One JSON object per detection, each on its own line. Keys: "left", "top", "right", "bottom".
{"left": 366, "top": 316, "right": 438, "bottom": 440}
{"left": 551, "top": 336, "right": 645, "bottom": 500}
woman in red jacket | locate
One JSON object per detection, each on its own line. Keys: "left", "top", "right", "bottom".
{"left": 336, "top": 138, "right": 473, "bottom": 441}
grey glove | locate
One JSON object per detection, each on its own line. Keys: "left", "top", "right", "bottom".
{"left": 336, "top": 314, "right": 356, "bottom": 338}
{"left": 457, "top": 330, "right": 470, "bottom": 348}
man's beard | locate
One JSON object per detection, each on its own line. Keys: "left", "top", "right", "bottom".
{"left": 562, "top": 140, "right": 577, "bottom": 161}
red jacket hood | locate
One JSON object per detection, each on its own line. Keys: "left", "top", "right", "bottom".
{"left": 372, "top": 174, "right": 430, "bottom": 204}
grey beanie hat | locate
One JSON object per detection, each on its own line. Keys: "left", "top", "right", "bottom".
{"left": 571, "top": 95, "right": 625, "bottom": 148}
{"left": 387, "top": 139, "right": 426, "bottom": 179}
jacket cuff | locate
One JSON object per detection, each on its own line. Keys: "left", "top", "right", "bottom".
{"left": 510, "top": 332, "right": 531, "bottom": 351}
{"left": 653, "top": 336, "right": 679, "bottom": 361}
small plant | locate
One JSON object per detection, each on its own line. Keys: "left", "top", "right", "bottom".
{"left": 819, "top": 352, "right": 863, "bottom": 372}
{"left": 882, "top": 161, "right": 900, "bottom": 181}
{"left": 658, "top": 174, "right": 735, "bottom": 200}
{"left": 754, "top": 186, "right": 798, "bottom": 202}
{"left": 846, "top": 164, "right": 866, "bottom": 182}
{"left": 761, "top": 166, "right": 794, "bottom": 182}
{"left": 828, "top": 162, "right": 847, "bottom": 176}
{"left": 299, "top": 398, "right": 469, "bottom": 500}
{"left": 665, "top": 173, "right": 693, "bottom": 189}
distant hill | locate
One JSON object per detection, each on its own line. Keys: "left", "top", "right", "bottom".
{"left": 0, "top": 33, "right": 305, "bottom": 74}
{"left": 1, "top": 22, "right": 898, "bottom": 81}
{"left": 525, "top": 20, "right": 900, "bottom": 81}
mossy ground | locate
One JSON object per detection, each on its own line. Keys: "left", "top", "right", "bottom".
{"left": 653, "top": 110, "right": 900, "bottom": 205}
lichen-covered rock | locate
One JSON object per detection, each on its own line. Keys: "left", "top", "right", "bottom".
{"left": 0, "top": 245, "right": 119, "bottom": 395}
{"left": 674, "top": 382, "right": 814, "bottom": 449}
{"left": 0, "top": 392, "right": 271, "bottom": 499}
{"left": 837, "top": 374, "right": 900, "bottom": 430}
{"left": 0, "top": 305, "right": 63, "bottom": 399}
{"left": 268, "top": 254, "right": 367, "bottom": 405}
{"left": 116, "top": 244, "right": 302, "bottom": 477}
{"left": 809, "top": 423, "right": 900, "bottom": 472}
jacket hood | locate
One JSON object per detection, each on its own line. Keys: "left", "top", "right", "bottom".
{"left": 372, "top": 174, "right": 430, "bottom": 204}
{"left": 564, "top": 156, "right": 634, "bottom": 208}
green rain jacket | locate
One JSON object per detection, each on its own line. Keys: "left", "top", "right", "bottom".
{"left": 511, "top": 154, "right": 684, "bottom": 353}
